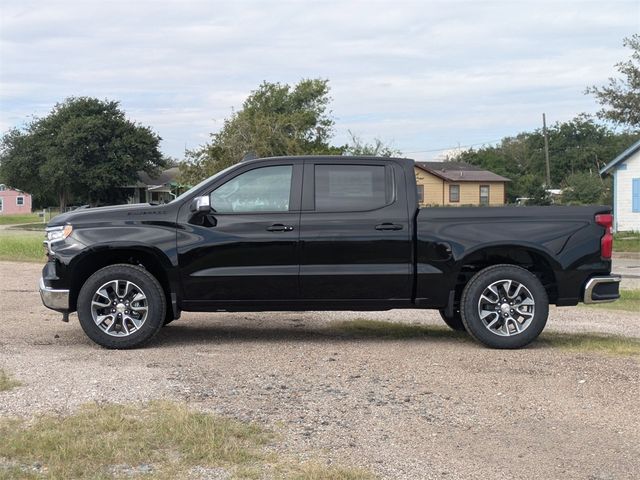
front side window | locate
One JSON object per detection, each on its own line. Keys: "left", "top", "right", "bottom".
{"left": 16, "top": 196, "right": 24, "bottom": 206}
{"left": 480, "top": 185, "right": 490, "bottom": 205}
{"left": 210, "top": 165, "right": 292, "bottom": 213}
{"left": 449, "top": 184, "right": 460, "bottom": 203}
{"left": 314, "top": 164, "right": 393, "bottom": 212}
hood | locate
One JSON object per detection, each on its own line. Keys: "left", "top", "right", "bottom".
{"left": 48, "top": 203, "right": 174, "bottom": 226}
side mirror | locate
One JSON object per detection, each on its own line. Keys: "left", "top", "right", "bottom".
{"left": 190, "top": 196, "right": 211, "bottom": 214}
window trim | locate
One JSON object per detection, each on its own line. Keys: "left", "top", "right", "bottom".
{"left": 207, "top": 164, "right": 298, "bottom": 215}
{"left": 16, "top": 196, "right": 25, "bottom": 206}
{"left": 479, "top": 184, "right": 490, "bottom": 206}
{"left": 449, "top": 184, "right": 460, "bottom": 203}
{"left": 309, "top": 163, "right": 397, "bottom": 213}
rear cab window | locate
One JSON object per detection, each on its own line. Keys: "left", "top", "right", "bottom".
{"left": 313, "top": 164, "right": 395, "bottom": 212}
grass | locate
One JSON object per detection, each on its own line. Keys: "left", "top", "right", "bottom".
{"left": 0, "top": 214, "right": 42, "bottom": 225}
{"left": 539, "top": 332, "right": 640, "bottom": 357}
{"left": 326, "top": 319, "right": 640, "bottom": 357}
{"left": 582, "top": 289, "right": 640, "bottom": 312}
{"left": 0, "top": 232, "right": 44, "bottom": 263}
{"left": 0, "top": 369, "right": 20, "bottom": 392}
{"left": 0, "top": 401, "right": 372, "bottom": 480}
{"left": 614, "top": 231, "right": 640, "bottom": 253}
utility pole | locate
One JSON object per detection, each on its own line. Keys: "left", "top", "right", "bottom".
{"left": 542, "top": 113, "right": 551, "bottom": 187}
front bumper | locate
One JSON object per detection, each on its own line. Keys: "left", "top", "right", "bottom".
{"left": 38, "top": 277, "right": 70, "bottom": 312}
{"left": 583, "top": 275, "right": 621, "bottom": 304}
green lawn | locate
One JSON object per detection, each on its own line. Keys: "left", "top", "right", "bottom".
{"left": 0, "top": 213, "right": 42, "bottom": 225}
{"left": 0, "top": 231, "right": 44, "bottom": 263}
{"left": 614, "top": 231, "right": 640, "bottom": 253}
{"left": 582, "top": 289, "right": 640, "bottom": 312}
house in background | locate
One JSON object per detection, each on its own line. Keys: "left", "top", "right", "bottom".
{"left": 600, "top": 139, "right": 640, "bottom": 232}
{"left": 121, "top": 167, "right": 183, "bottom": 204}
{"left": 414, "top": 161, "right": 510, "bottom": 207}
{"left": 0, "top": 184, "right": 32, "bottom": 215}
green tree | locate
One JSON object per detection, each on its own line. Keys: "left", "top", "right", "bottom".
{"left": 561, "top": 172, "right": 606, "bottom": 205}
{"left": 0, "top": 97, "right": 164, "bottom": 209}
{"left": 342, "top": 130, "right": 401, "bottom": 157}
{"left": 458, "top": 115, "right": 639, "bottom": 204}
{"left": 180, "top": 79, "right": 339, "bottom": 184}
{"left": 586, "top": 34, "right": 640, "bottom": 128}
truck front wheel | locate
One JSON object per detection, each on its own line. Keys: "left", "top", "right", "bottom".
{"left": 77, "top": 264, "right": 166, "bottom": 349}
{"left": 460, "top": 265, "right": 549, "bottom": 349}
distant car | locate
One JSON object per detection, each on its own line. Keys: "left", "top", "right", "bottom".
{"left": 39, "top": 156, "right": 620, "bottom": 349}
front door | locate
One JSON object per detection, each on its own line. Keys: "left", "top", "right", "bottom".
{"left": 299, "top": 160, "right": 413, "bottom": 303}
{"left": 177, "top": 163, "right": 302, "bottom": 306}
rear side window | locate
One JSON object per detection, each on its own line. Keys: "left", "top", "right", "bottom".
{"left": 314, "top": 164, "right": 394, "bottom": 212}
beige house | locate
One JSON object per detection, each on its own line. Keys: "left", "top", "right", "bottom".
{"left": 414, "top": 161, "right": 510, "bottom": 207}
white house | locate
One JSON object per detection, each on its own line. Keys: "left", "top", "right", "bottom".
{"left": 600, "top": 139, "right": 640, "bottom": 232}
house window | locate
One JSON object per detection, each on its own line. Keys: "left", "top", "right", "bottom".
{"left": 480, "top": 185, "right": 490, "bottom": 206}
{"left": 417, "top": 184, "right": 424, "bottom": 204}
{"left": 0, "top": 197, "right": 3, "bottom": 212}
{"left": 16, "top": 196, "right": 25, "bottom": 206}
{"left": 449, "top": 185, "right": 460, "bottom": 203}
{"left": 633, "top": 178, "right": 640, "bottom": 213}
{"left": 0, "top": 184, "right": 5, "bottom": 191}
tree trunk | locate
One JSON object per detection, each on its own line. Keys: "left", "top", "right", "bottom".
{"left": 58, "top": 189, "right": 68, "bottom": 212}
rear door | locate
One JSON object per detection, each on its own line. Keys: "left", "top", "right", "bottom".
{"left": 298, "top": 159, "right": 412, "bottom": 302}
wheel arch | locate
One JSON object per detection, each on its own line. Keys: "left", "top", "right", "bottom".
{"left": 455, "top": 244, "right": 559, "bottom": 304}
{"left": 68, "top": 245, "right": 178, "bottom": 316}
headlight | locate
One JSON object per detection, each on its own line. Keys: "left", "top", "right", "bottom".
{"left": 45, "top": 225, "right": 73, "bottom": 242}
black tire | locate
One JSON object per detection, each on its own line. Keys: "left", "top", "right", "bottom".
{"left": 77, "top": 264, "right": 166, "bottom": 349}
{"left": 438, "top": 309, "right": 466, "bottom": 331}
{"left": 460, "top": 264, "right": 548, "bottom": 349}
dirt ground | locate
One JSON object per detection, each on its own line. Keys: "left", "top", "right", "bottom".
{"left": 0, "top": 260, "right": 638, "bottom": 480}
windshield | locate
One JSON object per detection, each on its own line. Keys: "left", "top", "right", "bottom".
{"left": 169, "top": 164, "right": 238, "bottom": 204}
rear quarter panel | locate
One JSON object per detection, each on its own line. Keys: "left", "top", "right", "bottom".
{"left": 416, "top": 205, "right": 612, "bottom": 307}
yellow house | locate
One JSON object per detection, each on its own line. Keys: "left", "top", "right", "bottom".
{"left": 414, "top": 161, "right": 510, "bottom": 207}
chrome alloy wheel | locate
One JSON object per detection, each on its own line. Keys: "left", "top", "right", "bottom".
{"left": 477, "top": 279, "right": 535, "bottom": 336}
{"left": 90, "top": 280, "right": 149, "bottom": 337}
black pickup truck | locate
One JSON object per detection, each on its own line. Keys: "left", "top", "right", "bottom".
{"left": 39, "top": 156, "right": 620, "bottom": 349}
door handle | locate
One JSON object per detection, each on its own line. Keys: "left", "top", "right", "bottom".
{"left": 266, "top": 224, "right": 294, "bottom": 232}
{"left": 375, "top": 223, "right": 403, "bottom": 231}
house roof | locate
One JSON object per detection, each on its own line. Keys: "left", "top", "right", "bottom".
{"left": 600, "top": 139, "right": 640, "bottom": 174}
{"left": 415, "top": 161, "right": 511, "bottom": 182}
{"left": 137, "top": 167, "right": 181, "bottom": 187}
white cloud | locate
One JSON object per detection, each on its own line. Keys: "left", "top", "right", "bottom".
{"left": 0, "top": 0, "right": 637, "bottom": 158}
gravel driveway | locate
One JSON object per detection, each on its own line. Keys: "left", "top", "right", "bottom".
{"left": 0, "top": 260, "right": 638, "bottom": 480}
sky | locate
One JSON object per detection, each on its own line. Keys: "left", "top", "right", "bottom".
{"left": 0, "top": 0, "right": 638, "bottom": 161}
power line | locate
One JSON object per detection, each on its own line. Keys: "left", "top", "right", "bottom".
{"left": 403, "top": 138, "right": 504, "bottom": 154}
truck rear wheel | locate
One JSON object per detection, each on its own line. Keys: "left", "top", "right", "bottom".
{"left": 438, "top": 309, "right": 466, "bottom": 331}
{"left": 77, "top": 264, "right": 166, "bottom": 349}
{"left": 460, "top": 264, "right": 548, "bottom": 349}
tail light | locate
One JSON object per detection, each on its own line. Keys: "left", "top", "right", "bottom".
{"left": 595, "top": 214, "right": 613, "bottom": 259}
